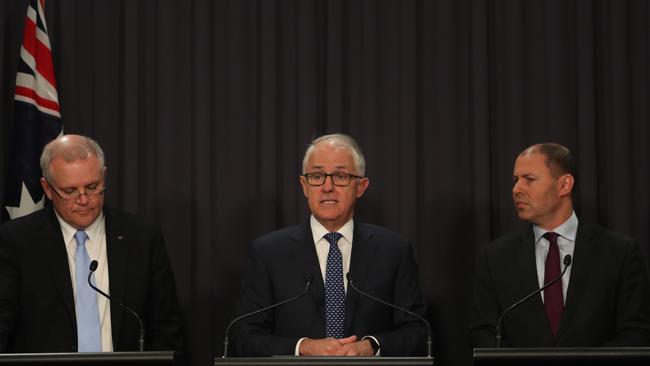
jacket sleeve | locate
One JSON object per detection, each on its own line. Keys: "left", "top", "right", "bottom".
{"left": 365, "top": 239, "right": 429, "bottom": 356}
{"left": 0, "top": 228, "right": 19, "bottom": 352}
{"left": 604, "top": 240, "right": 650, "bottom": 346}
{"left": 469, "top": 244, "right": 500, "bottom": 348}
{"left": 229, "top": 242, "right": 302, "bottom": 356}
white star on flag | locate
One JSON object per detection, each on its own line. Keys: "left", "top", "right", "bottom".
{"left": 5, "top": 182, "right": 44, "bottom": 220}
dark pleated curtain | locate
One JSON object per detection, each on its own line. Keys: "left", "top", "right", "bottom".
{"left": 1, "top": 1, "right": 649, "bottom": 366}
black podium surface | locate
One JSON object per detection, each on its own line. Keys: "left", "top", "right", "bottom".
{"left": 215, "top": 357, "right": 434, "bottom": 366}
{"left": 0, "top": 351, "right": 176, "bottom": 365}
{"left": 473, "top": 347, "right": 650, "bottom": 366}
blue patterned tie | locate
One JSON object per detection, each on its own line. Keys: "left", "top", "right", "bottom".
{"left": 324, "top": 232, "right": 345, "bottom": 338}
{"left": 74, "top": 230, "right": 101, "bottom": 352}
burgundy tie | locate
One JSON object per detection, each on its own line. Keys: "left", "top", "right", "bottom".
{"left": 543, "top": 231, "right": 563, "bottom": 337}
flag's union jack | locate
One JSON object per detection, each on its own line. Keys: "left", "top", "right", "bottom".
{"left": 3, "top": 0, "right": 62, "bottom": 221}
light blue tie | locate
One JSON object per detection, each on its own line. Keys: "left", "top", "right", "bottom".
{"left": 324, "top": 232, "right": 345, "bottom": 338}
{"left": 74, "top": 230, "right": 101, "bottom": 352}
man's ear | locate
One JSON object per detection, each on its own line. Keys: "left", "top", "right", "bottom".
{"left": 356, "top": 178, "right": 370, "bottom": 198}
{"left": 40, "top": 177, "right": 53, "bottom": 200}
{"left": 558, "top": 174, "right": 574, "bottom": 197}
{"left": 299, "top": 175, "right": 309, "bottom": 198}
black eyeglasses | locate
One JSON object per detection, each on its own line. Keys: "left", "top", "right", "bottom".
{"left": 302, "top": 172, "right": 363, "bottom": 187}
{"left": 46, "top": 179, "right": 106, "bottom": 203}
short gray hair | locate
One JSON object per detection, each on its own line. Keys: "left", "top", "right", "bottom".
{"left": 302, "top": 133, "right": 366, "bottom": 176}
{"left": 40, "top": 135, "right": 106, "bottom": 181}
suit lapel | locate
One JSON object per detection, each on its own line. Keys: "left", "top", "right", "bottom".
{"left": 557, "top": 224, "right": 594, "bottom": 341}
{"left": 291, "top": 223, "right": 325, "bottom": 319}
{"left": 345, "top": 222, "right": 379, "bottom": 333}
{"left": 40, "top": 207, "right": 76, "bottom": 324}
{"left": 104, "top": 208, "right": 129, "bottom": 346}
{"left": 516, "top": 227, "right": 555, "bottom": 342}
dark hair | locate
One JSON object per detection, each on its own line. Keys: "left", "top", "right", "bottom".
{"left": 521, "top": 143, "right": 575, "bottom": 178}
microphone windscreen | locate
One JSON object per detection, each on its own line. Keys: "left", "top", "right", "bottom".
{"left": 563, "top": 255, "right": 572, "bottom": 266}
{"left": 89, "top": 260, "right": 98, "bottom": 271}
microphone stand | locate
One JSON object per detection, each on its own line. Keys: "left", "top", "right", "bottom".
{"left": 88, "top": 261, "right": 145, "bottom": 351}
{"left": 347, "top": 273, "right": 432, "bottom": 358}
{"left": 222, "top": 278, "right": 313, "bottom": 358}
{"left": 495, "top": 255, "right": 572, "bottom": 348}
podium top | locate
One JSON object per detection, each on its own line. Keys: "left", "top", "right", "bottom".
{"left": 215, "top": 357, "right": 434, "bottom": 366}
{"left": 0, "top": 351, "right": 176, "bottom": 365}
{"left": 473, "top": 347, "right": 650, "bottom": 366}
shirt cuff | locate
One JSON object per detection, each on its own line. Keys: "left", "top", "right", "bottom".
{"left": 295, "top": 337, "right": 307, "bottom": 356}
{"left": 362, "top": 335, "right": 381, "bottom": 356}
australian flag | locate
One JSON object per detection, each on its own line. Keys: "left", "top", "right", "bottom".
{"left": 2, "top": 0, "right": 62, "bottom": 221}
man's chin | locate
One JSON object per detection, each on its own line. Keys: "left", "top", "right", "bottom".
{"left": 70, "top": 212, "right": 100, "bottom": 229}
{"left": 315, "top": 214, "right": 341, "bottom": 223}
{"left": 314, "top": 205, "right": 341, "bottom": 216}
{"left": 74, "top": 211, "right": 97, "bottom": 219}
{"left": 516, "top": 210, "right": 531, "bottom": 221}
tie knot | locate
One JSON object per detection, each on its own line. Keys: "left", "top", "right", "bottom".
{"left": 324, "top": 232, "right": 343, "bottom": 246}
{"left": 543, "top": 231, "right": 559, "bottom": 244}
{"left": 75, "top": 230, "right": 88, "bottom": 247}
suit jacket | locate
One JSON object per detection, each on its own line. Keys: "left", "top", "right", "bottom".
{"left": 470, "top": 223, "right": 650, "bottom": 347}
{"left": 0, "top": 206, "right": 183, "bottom": 353}
{"left": 230, "top": 221, "right": 428, "bottom": 356}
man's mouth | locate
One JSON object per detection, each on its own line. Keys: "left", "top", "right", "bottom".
{"left": 320, "top": 199, "right": 338, "bottom": 204}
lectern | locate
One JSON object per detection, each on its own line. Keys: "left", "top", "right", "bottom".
{"left": 215, "top": 357, "right": 434, "bottom": 366}
{"left": 473, "top": 347, "right": 650, "bottom": 366}
{"left": 0, "top": 351, "right": 176, "bottom": 366}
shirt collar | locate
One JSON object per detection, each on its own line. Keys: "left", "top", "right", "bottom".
{"left": 533, "top": 211, "right": 579, "bottom": 243}
{"left": 55, "top": 209, "right": 105, "bottom": 246}
{"left": 310, "top": 215, "right": 354, "bottom": 245}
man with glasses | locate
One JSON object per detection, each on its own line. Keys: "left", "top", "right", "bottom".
{"left": 231, "top": 133, "right": 428, "bottom": 356}
{"left": 0, "top": 135, "right": 183, "bottom": 354}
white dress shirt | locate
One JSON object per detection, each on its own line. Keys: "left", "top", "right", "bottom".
{"left": 532, "top": 211, "right": 578, "bottom": 303}
{"left": 295, "top": 216, "right": 379, "bottom": 355}
{"left": 310, "top": 216, "right": 354, "bottom": 293}
{"left": 56, "top": 211, "right": 114, "bottom": 352}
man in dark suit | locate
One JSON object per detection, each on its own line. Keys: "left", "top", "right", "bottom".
{"left": 0, "top": 135, "right": 183, "bottom": 353}
{"left": 231, "top": 133, "right": 428, "bottom": 357}
{"left": 470, "top": 143, "right": 650, "bottom": 347}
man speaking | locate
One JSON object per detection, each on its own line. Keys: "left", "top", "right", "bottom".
{"left": 230, "top": 133, "right": 428, "bottom": 356}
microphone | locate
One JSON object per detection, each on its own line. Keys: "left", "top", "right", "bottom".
{"left": 495, "top": 254, "right": 572, "bottom": 348}
{"left": 88, "top": 260, "right": 145, "bottom": 351}
{"left": 346, "top": 273, "right": 432, "bottom": 358}
{"left": 222, "top": 276, "right": 313, "bottom": 358}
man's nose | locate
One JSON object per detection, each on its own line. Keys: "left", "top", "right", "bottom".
{"left": 322, "top": 175, "right": 335, "bottom": 192}
{"left": 76, "top": 191, "right": 91, "bottom": 205}
{"left": 512, "top": 180, "right": 522, "bottom": 195}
